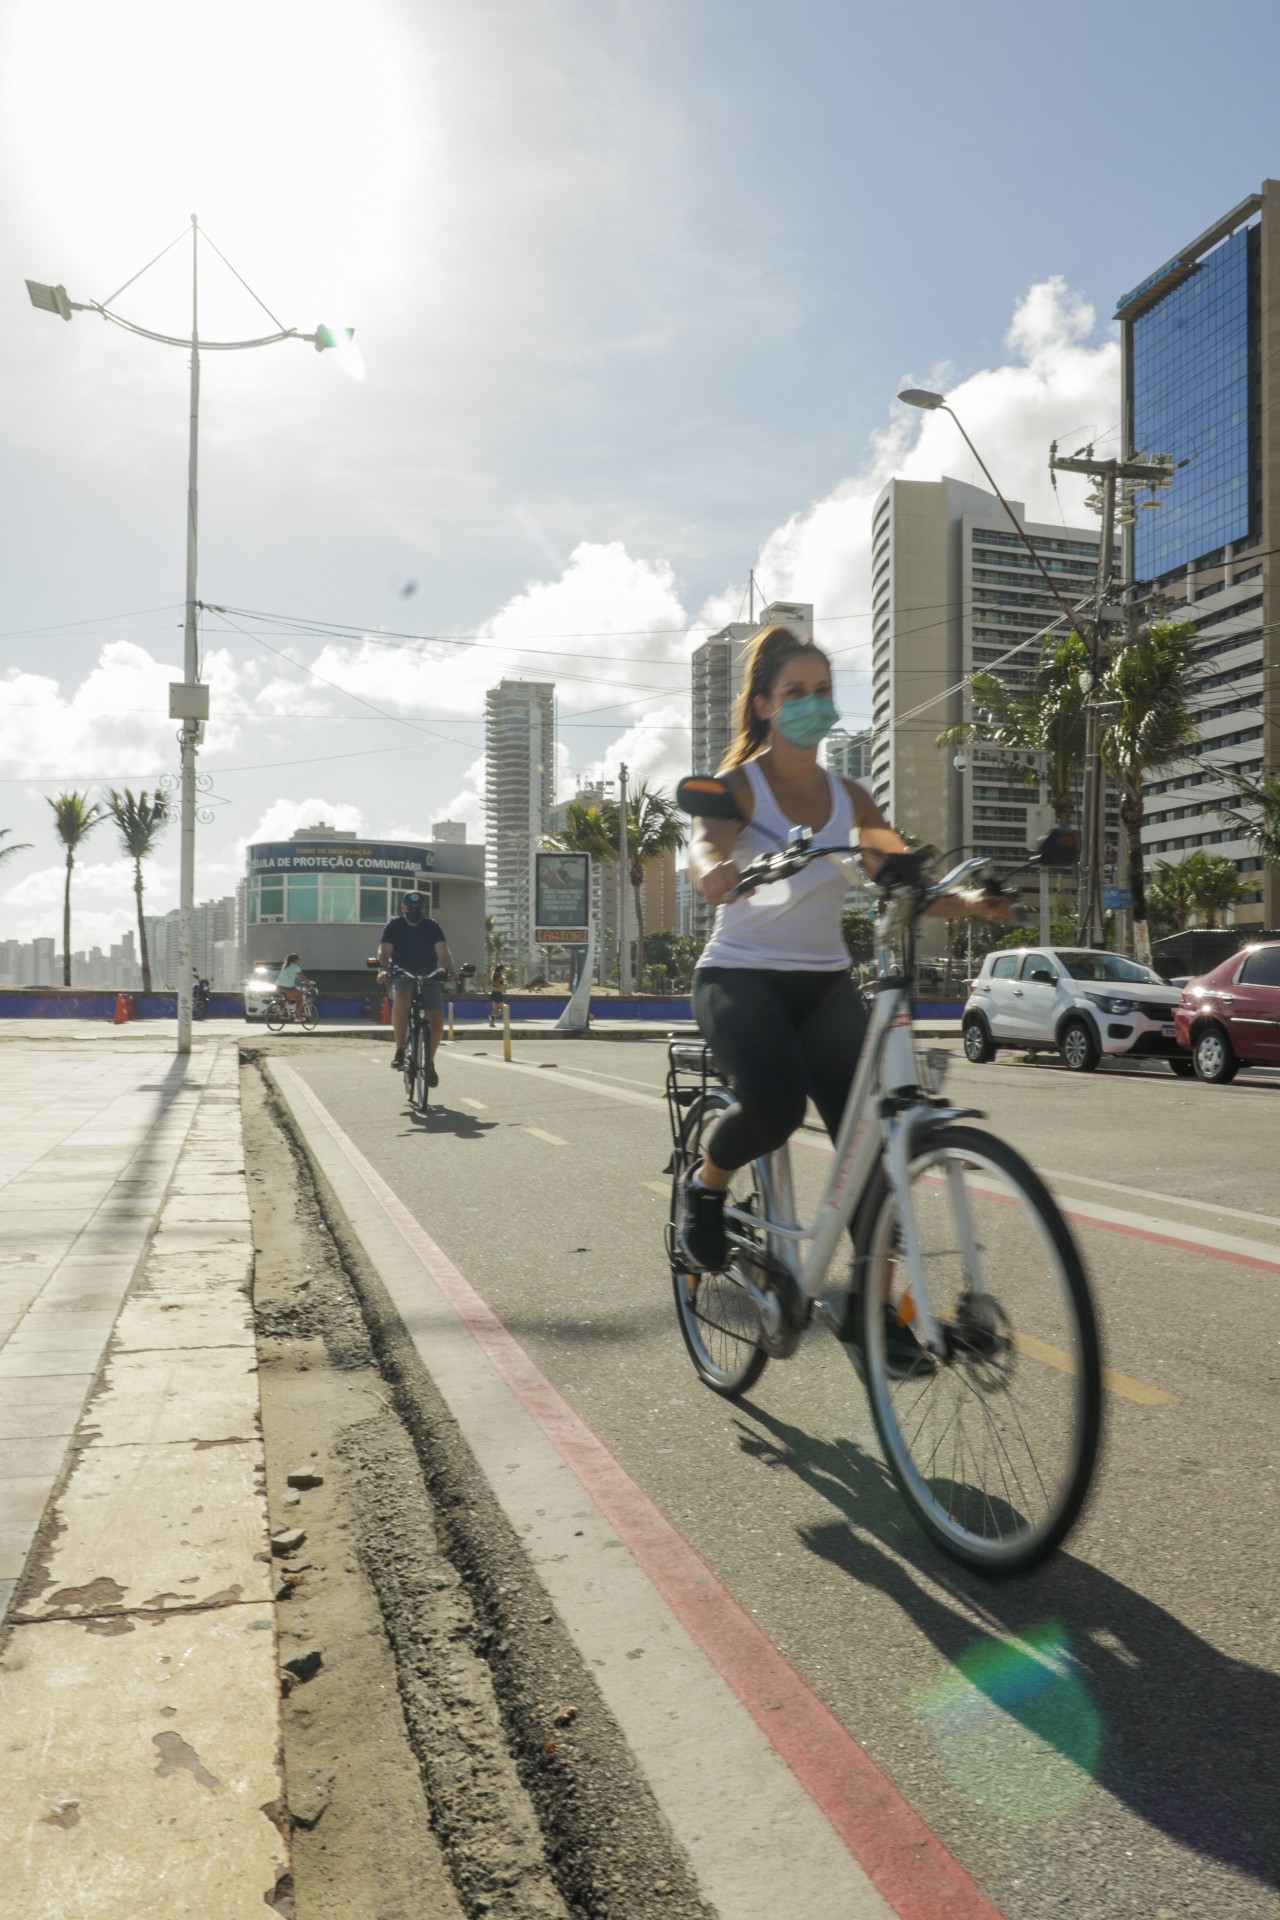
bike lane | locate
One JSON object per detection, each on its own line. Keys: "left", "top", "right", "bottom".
{"left": 270, "top": 1043, "right": 1280, "bottom": 1920}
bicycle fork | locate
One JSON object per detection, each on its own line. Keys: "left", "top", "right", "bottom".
{"left": 881, "top": 1110, "right": 991, "bottom": 1358}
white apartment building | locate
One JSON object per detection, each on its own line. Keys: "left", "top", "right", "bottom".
{"left": 485, "top": 679, "right": 556, "bottom": 979}
{"left": 869, "top": 476, "right": 1099, "bottom": 871}
{"left": 826, "top": 727, "right": 872, "bottom": 781}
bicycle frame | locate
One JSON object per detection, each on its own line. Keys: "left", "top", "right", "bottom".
{"left": 717, "top": 894, "right": 986, "bottom": 1359}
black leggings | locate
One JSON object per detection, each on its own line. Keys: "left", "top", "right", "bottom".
{"left": 692, "top": 967, "right": 868, "bottom": 1172}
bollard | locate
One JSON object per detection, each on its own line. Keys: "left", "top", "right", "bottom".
{"left": 502, "top": 998, "right": 512, "bottom": 1063}
{"left": 379, "top": 996, "right": 390, "bottom": 1025}
{"left": 447, "top": 1000, "right": 454, "bottom": 1043}
{"left": 113, "top": 993, "right": 128, "bottom": 1025}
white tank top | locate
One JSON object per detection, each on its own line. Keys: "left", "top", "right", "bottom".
{"left": 697, "top": 760, "right": 858, "bottom": 972}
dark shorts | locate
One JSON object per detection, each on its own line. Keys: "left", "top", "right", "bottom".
{"left": 391, "top": 975, "right": 443, "bottom": 1011}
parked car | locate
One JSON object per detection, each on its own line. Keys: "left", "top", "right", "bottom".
{"left": 243, "top": 964, "right": 279, "bottom": 1022}
{"left": 1174, "top": 941, "right": 1280, "bottom": 1083}
{"left": 963, "top": 947, "right": 1192, "bottom": 1074}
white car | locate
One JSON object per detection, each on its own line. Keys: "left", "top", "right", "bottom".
{"left": 962, "top": 947, "right": 1193, "bottom": 1074}
{"left": 243, "top": 965, "right": 280, "bottom": 1022}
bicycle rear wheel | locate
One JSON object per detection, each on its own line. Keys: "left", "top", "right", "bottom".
{"left": 668, "top": 1090, "right": 767, "bottom": 1396}
{"left": 301, "top": 1000, "right": 318, "bottom": 1031}
{"left": 854, "top": 1123, "right": 1102, "bottom": 1576}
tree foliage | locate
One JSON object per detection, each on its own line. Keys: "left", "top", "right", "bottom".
{"left": 48, "top": 791, "right": 106, "bottom": 987}
{"left": 106, "top": 788, "right": 171, "bottom": 994}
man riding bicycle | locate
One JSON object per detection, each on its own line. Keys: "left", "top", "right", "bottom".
{"left": 679, "top": 624, "right": 1010, "bottom": 1276}
{"left": 378, "top": 891, "right": 457, "bottom": 1085}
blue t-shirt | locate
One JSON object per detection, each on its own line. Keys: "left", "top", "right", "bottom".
{"left": 381, "top": 915, "right": 446, "bottom": 973}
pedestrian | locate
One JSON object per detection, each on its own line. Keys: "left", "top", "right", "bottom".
{"left": 489, "top": 962, "right": 507, "bottom": 1028}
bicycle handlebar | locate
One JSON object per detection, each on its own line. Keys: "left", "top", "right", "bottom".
{"left": 725, "top": 843, "right": 1013, "bottom": 910}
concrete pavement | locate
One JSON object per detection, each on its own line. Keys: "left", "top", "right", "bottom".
{"left": 0, "top": 1034, "right": 287, "bottom": 1918}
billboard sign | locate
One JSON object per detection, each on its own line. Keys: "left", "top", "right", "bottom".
{"left": 535, "top": 852, "right": 590, "bottom": 935}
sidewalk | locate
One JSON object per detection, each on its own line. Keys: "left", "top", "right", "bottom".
{"left": 0, "top": 1035, "right": 287, "bottom": 1918}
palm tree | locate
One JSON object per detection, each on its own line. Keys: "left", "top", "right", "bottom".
{"left": 1215, "top": 764, "right": 1280, "bottom": 872}
{"left": 1146, "top": 857, "right": 1196, "bottom": 941}
{"left": 48, "top": 792, "right": 106, "bottom": 986}
{"left": 1099, "top": 620, "right": 1198, "bottom": 966}
{"left": 600, "top": 783, "right": 686, "bottom": 992}
{"left": 105, "top": 789, "right": 171, "bottom": 993}
{"left": 937, "top": 629, "right": 1091, "bottom": 831}
{"left": 0, "top": 828, "right": 32, "bottom": 870}
{"left": 1180, "top": 850, "right": 1246, "bottom": 930}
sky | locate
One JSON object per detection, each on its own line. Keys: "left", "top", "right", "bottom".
{"left": 3, "top": 0, "right": 1280, "bottom": 951}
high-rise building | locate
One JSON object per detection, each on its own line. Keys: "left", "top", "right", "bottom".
{"left": 869, "top": 476, "right": 1099, "bottom": 871}
{"left": 485, "top": 679, "right": 556, "bottom": 978}
{"left": 432, "top": 821, "right": 467, "bottom": 844}
{"left": 826, "top": 727, "right": 872, "bottom": 781}
{"left": 1118, "top": 181, "right": 1280, "bottom": 927}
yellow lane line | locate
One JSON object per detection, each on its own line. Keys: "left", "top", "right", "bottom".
{"left": 1014, "top": 1331, "right": 1178, "bottom": 1406}
{"left": 641, "top": 1180, "right": 669, "bottom": 1196}
{"left": 524, "top": 1126, "right": 567, "bottom": 1147}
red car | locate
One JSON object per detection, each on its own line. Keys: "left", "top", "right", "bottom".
{"left": 1174, "top": 942, "right": 1280, "bottom": 1083}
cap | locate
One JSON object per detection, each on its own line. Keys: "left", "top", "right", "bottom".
{"left": 403, "top": 890, "right": 426, "bottom": 904}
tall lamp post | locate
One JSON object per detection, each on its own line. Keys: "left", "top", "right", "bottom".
{"left": 26, "top": 217, "right": 352, "bottom": 1054}
{"left": 897, "top": 388, "right": 1085, "bottom": 926}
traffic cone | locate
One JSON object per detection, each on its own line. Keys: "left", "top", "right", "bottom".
{"left": 113, "top": 994, "right": 128, "bottom": 1025}
{"left": 379, "top": 996, "right": 390, "bottom": 1025}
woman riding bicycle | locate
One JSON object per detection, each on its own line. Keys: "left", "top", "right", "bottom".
{"left": 275, "top": 953, "right": 315, "bottom": 1021}
{"left": 678, "top": 624, "right": 1010, "bottom": 1275}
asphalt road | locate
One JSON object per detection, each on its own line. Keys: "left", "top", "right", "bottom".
{"left": 280, "top": 1033, "right": 1280, "bottom": 1920}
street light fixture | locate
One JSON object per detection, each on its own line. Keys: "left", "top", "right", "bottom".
{"left": 26, "top": 219, "right": 352, "bottom": 1055}
{"left": 897, "top": 387, "right": 1084, "bottom": 638}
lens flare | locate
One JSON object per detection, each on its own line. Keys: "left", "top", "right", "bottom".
{"left": 912, "top": 1621, "right": 1101, "bottom": 1823}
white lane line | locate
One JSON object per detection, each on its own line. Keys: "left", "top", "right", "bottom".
{"left": 460, "top": 1096, "right": 488, "bottom": 1111}
{"left": 524, "top": 1126, "right": 567, "bottom": 1147}
{"left": 641, "top": 1180, "right": 669, "bottom": 1196}
{"left": 1038, "top": 1169, "right": 1280, "bottom": 1234}
{"left": 563, "top": 1063, "right": 669, "bottom": 1093}
{"left": 451, "top": 1052, "right": 1280, "bottom": 1271}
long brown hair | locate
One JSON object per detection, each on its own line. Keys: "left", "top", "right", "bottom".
{"left": 721, "top": 626, "right": 828, "bottom": 768}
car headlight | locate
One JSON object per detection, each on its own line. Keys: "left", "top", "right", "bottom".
{"left": 1084, "top": 992, "right": 1140, "bottom": 1016}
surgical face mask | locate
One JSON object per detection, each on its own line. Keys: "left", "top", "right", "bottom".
{"left": 772, "top": 693, "right": 839, "bottom": 749}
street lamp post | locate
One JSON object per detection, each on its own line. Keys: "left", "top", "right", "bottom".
{"left": 26, "top": 218, "right": 351, "bottom": 1054}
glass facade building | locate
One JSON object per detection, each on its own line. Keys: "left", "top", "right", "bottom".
{"left": 1131, "top": 226, "right": 1256, "bottom": 578}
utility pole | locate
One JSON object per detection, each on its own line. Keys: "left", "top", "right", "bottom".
{"left": 617, "top": 762, "right": 629, "bottom": 994}
{"left": 1047, "top": 446, "right": 1174, "bottom": 946}
{"left": 177, "top": 217, "right": 203, "bottom": 1056}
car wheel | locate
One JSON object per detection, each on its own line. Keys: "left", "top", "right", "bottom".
{"left": 1192, "top": 1025, "right": 1239, "bottom": 1085}
{"left": 1168, "top": 1059, "right": 1195, "bottom": 1079}
{"left": 962, "top": 1016, "right": 996, "bottom": 1064}
{"left": 1060, "top": 1019, "right": 1100, "bottom": 1073}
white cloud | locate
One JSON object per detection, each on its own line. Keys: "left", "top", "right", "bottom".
{"left": 734, "top": 277, "right": 1120, "bottom": 713}
{"left": 3, "top": 852, "right": 173, "bottom": 950}
{"left": 238, "top": 796, "right": 368, "bottom": 853}
{"left": 436, "top": 757, "right": 487, "bottom": 842}
{"left": 306, "top": 539, "right": 696, "bottom": 723}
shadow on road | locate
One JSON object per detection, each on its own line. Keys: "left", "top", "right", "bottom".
{"left": 399, "top": 1105, "right": 498, "bottom": 1141}
{"left": 733, "top": 1400, "right": 1279, "bottom": 1892}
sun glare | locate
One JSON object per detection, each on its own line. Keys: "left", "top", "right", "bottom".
{"left": 4, "top": 0, "right": 421, "bottom": 332}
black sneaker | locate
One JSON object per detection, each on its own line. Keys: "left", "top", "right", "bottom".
{"left": 427, "top": 1061, "right": 439, "bottom": 1088}
{"left": 842, "top": 1295, "right": 936, "bottom": 1380}
{"left": 675, "top": 1179, "right": 728, "bottom": 1272}
{"left": 391, "top": 1048, "right": 405, "bottom": 1071}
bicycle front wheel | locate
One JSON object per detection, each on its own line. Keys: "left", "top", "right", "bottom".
{"left": 404, "top": 1022, "right": 422, "bottom": 1106}
{"left": 265, "top": 1000, "right": 286, "bottom": 1034}
{"left": 855, "top": 1124, "right": 1102, "bottom": 1576}
{"left": 668, "top": 1091, "right": 767, "bottom": 1397}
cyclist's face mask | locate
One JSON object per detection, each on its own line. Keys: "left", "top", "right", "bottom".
{"left": 403, "top": 901, "right": 425, "bottom": 923}
{"left": 771, "top": 692, "right": 839, "bottom": 749}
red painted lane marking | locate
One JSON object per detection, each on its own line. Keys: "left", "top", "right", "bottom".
{"left": 1057, "top": 1208, "right": 1280, "bottom": 1277}
{"left": 277, "top": 1062, "right": 1006, "bottom": 1920}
